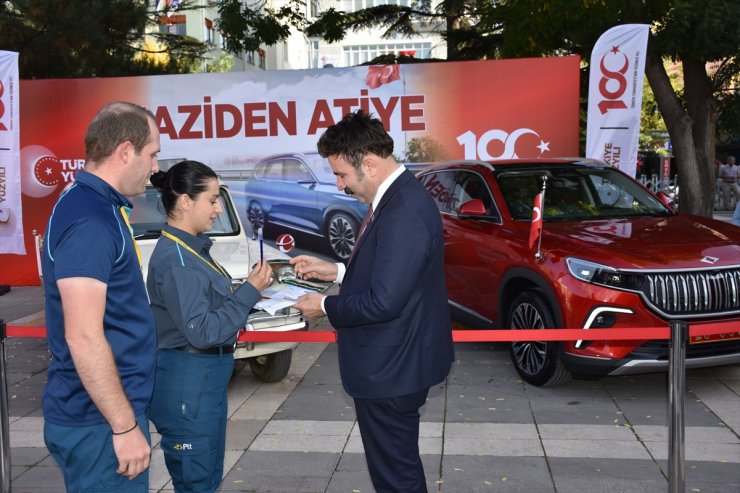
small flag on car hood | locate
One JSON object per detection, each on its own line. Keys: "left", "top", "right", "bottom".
{"left": 529, "top": 192, "right": 544, "bottom": 250}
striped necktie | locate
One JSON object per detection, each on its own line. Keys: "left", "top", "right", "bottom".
{"left": 347, "top": 204, "right": 373, "bottom": 266}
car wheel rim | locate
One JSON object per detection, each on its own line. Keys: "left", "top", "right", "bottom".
{"left": 248, "top": 203, "right": 265, "bottom": 231}
{"left": 328, "top": 215, "right": 356, "bottom": 260}
{"left": 510, "top": 302, "right": 548, "bottom": 376}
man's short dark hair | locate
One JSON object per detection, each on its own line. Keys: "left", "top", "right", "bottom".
{"left": 317, "top": 110, "right": 394, "bottom": 170}
{"left": 85, "top": 101, "right": 156, "bottom": 164}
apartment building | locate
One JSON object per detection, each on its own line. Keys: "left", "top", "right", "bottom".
{"left": 153, "top": 0, "right": 446, "bottom": 72}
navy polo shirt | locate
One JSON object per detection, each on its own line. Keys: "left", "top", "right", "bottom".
{"left": 42, "top": 170, "right": 156, "bottom": 426}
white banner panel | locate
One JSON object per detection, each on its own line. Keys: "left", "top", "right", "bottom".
{"left": 586, "top": 24, "right": 649, "bottom": 177}
{"left": 0, "top": 51, "right": 24, "bottom": 254}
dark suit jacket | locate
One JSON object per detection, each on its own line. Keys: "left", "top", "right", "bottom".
{"left": 324, "top": 169, "right": 455, "bottom": 399}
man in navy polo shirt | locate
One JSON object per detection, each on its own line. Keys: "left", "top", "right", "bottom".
{"left": 42, "top": 101, "right": 160, "bottom": 492}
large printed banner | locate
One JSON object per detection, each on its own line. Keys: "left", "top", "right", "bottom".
{"left": 586, "top": 24, "right": 649, "bottom": 177}
{"left": 0, "top": 51, "right": 24, "bottom": 255}
{"left": 1, "top": 56, "right": 580, "bottom": 285}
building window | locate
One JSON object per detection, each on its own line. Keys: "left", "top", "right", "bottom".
{"left": 205, "top": 18, "right": 215, "bottom": 44}
{"left": 308, "top": 40, "right": 320, "bottom": 69}
{"left": 309, "top": 0, "right": 320, "bottom": 18}
{"left": 246, "top": 51, "right": 255, "bottom": 65}
{"left": 342, "top": 42, "right": 431, "bottom": 66}
{"left": 342, "top": 0, "right": 409, "bottom": 12}
{"left": 258, "top": 48, "right": 266, "bottom": 69}
{"left": 158, "top": 14, "right": 186, "bottom": 36}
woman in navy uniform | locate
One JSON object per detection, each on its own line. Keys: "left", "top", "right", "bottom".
{"left": 147, "top": 161, "right": 272, "bottom": 492}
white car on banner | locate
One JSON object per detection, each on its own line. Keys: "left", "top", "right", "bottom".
{"left": 129, "top": 177, "right": 308, "bottom": 382}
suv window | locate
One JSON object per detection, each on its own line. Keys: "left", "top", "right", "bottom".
{"left": 257, "top": 160, "right": 284, "bottom": 181}
{"left": 128, "top": 186, "right": 240, "bottom": 238}
{"left": 418, "top": 171, "right": 458, "bottom": 213}
{"left": 496, "top": 167, "right": 670, "bottom": 220}
{"left": 453, "top": 171, "right": 498, "bottom": 220}
{"left": 284, "top": 159, "right": 314, "bottom": 182}
{"left": 304, "top": 154, "right": 336, "bottom": 182}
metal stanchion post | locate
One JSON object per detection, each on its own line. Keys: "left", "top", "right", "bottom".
{"left": 668, "top": 320, "right": 688, "bottom": 493}
{"left": 0, "top": 320, "right": 11, "bottom": 493}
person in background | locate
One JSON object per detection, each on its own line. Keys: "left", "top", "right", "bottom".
{"left": 42, "top": 101, "right": 160, "bottom": 491}
{"left": 147, "top": 160, "right": 272, "bottom": 493}
{"left": 291, "top": 110, "right": 455, "bottom": 493}
{"left": 718, "top": 155, "right": 740, "bottom": 210}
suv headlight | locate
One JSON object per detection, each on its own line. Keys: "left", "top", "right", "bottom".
{"left": 566, "top": 257, "right": 644, "bottom": 291}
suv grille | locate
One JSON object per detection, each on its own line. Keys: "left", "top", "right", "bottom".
{"left": 642, "top": 268, "right": 740, "bottom": 317}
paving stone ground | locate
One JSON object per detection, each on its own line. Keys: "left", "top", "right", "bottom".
{"left": 1, "top": 287, "right": 738, "bottom": 492}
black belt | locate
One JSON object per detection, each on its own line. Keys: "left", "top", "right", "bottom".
{"left": 174, "top": 345, "right": 234, "bottom": 355}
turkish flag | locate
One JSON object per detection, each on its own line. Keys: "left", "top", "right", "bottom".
{"left": 366, "top": 65, "right": 400, "bottom": 89}
{"left": 528, "top": 192, "right": 543, "bottom": 250}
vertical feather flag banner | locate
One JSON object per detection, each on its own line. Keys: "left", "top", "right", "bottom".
{"left": 0, "top": 51, "right": 24, "bottom": 254}
{"left": 586, "top": 24, "right": 649, "bottom": 177}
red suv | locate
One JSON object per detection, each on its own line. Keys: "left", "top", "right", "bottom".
{"left": 417, "top": 158, "right": 740, "bottom": 386}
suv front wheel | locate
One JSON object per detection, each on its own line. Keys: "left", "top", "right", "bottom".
{"left": 507, "top": 290, "right": 571, "bottom": 387}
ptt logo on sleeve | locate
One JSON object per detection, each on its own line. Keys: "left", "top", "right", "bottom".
{"left": 172, "top": 442, "right": 193, "bottom": 451}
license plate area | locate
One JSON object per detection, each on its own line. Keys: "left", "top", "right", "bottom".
{"left": 690, "top": 331, "right": 740, "bottom": 345}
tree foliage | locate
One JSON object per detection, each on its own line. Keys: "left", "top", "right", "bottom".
{"left": 639, "top": 78, "right": 669, "bottom": 152}
{"left": 217, "top": 0, "right": 740, "bottom": 216}
{"left": 215, "top": 0, "right": 504, "bottom": 61}
{"left": 215, "top": 0, "right": 305, "bottom": 53}
{"left": 405, "top": 136, "right": 446, "bottom": 162}
{"left": 9, "top": 1, "right": 731, "bottom": 215}
{"left": 497, "top": 0, "right": 740, "bottom": 216}
{"left": 0, "top": 0, "right": 209, "bottom": 78}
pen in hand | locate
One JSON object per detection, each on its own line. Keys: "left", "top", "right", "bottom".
{"left": 258, "top": 227, "right": 264, "bottom": 263}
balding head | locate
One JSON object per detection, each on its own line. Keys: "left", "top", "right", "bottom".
{"left": 85, "top": 102, "right": 156, "bottom": 166}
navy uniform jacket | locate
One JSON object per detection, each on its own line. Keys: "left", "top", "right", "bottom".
{"left": 324, "top": 169, "right": 455, "bottom": 399}
{"left": 147, "top": 225, "right": 261, "bottom": 349}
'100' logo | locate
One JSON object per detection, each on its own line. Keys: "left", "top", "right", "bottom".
{"left": 597, "top": 46, "right": 629, "bottom": 114}
{"left": 0, "top": 80, "right": 6, "bottom": 131}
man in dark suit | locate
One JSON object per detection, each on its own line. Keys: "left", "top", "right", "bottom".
{"left": 291, "top": 110, "right": 455, "bottom": 492}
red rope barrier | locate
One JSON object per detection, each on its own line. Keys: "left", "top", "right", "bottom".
{"left": 5, "top": 321, "right": 739, "bottom": 343}
{"left": 6, "top": 326, "right": 47, "bottom": 338}
{"left": 238, "top": 330, "right": 337, "bottom": 343}
{"left": 449, "top": 327, "right": 668, "bottom": 342}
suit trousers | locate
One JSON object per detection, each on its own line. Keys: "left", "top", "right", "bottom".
{"left": 353, "top": 388, "right": 430, "bottom": 493}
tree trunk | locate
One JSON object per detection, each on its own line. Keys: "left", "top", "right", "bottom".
{"left": 683, "top": 58, "right": 718, "bottom": 217}
{"left": 644, "top": 54, "right": 714, "bottom": 217}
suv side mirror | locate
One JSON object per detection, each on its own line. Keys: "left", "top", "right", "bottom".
{"left": 458, "top": 198, "right": 486, "bottom": 216}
